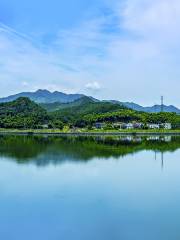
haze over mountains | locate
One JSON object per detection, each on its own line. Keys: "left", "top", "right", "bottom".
{"left": 0, "top": 89, "right": 179, "bottom": 114}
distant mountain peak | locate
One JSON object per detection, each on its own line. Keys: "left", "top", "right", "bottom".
{"left": 53, "top": 91, "right": 62, "bottom": 94}
{"left": 0, "top": 90, "right": 179, "bottom": 114}
{"left": 36, "top": 89, "right": 51, "bottom": 94}
{"left": 120, "top": 102, "right": 180, "bottom": 114}
{"left": 0, "top": 90, "right": 84, "bottom": 104}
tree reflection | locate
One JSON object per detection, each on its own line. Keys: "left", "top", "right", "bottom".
{"left": 0, "top": 135, "right": 179, "bottom": 166}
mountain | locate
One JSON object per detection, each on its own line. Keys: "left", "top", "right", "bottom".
{"left": 0, "top": 89, "right": 84, "bottom": 104}
{"left": 40, "top": 96, "right": 97, "bottom": 112}
{"left": 0, "top": 97, "right": 48, "bottom": 129}
{"left": 120, "top": 102, "right": 180, "bottom": 114}
{"left": 0, "top": 96, "right": 179, "bottom": 129}
{"left": 0, "top": 90, "right": 179, "bottom": 113}
{"left": 107, "top": 100, "right": 180, "bottom": 114}
{"left": 50, "top": 97, "right": 126, "bottom": 124}
{"left": 108, "top": 101, "right": 144, "bottom": 112}
{"left": 144, "top": 105, "right": 180, "bottom": 113}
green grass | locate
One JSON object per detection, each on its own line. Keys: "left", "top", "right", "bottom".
{"left": 0, "top": 128, "right": 180, "bottom": 135}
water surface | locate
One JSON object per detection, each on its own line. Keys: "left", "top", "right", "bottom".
{"left": 0, "top": 135, "right": 180, "bottom": 240}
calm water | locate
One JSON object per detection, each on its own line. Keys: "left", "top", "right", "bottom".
{"left": 0, "top": 135, "right": 180, "bottom": 240}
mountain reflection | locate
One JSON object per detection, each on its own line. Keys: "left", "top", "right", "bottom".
{"left": 0, "top": 135, "right": 179, "bottom": 166}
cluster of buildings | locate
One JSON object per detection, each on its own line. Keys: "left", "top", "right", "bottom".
{"left": 147, "top": 123, "right": 172, "bottom": 130}
{"left": 94, "top": 122, "right": 172, "bottom": 130}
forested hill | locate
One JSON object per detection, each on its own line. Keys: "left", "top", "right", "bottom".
{"left": 49, "top": 97, "right": 127, "bottom": 124}
{"left": 40, "top": 96, "right": 95, "bottom": 112}
{"left": 46, "top": 97, "right": 180, "bottom": 128}
{"left": 0, "top": 97, "right": 179, "bottom": 130}
{"left": 0, "top": 96, "right": 126, "bottom": 129}
{"left": 0, "top": 97, "right": 49, "bottom": 129}
{"left": 41, "top": 96, "right": 125, "bottom": 112}
{"left": 0, "top": 89, "right": 179, "bottom": 113}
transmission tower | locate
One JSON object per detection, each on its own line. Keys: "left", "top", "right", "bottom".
{"left": 161, "top": 96, "right": 164, "bottom": 112}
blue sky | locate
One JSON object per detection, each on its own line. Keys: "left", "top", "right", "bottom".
{"left": 0, "top": 0, "right": 179, "bottom": 107}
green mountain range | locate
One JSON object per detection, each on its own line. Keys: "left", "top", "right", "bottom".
{"left": 0, "top": 94, "right": 179, "bottom": 130}
{"left": 0, "top": 90, "right": 179, "bottom": 114}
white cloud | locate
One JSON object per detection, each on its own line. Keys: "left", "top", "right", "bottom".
{"left": 0, "top": 1, "right": 179, "bottom": 106}
{"left": 85, "top": 81, "right": 101, "bottom": 91}
{"left": 122, "top": 0, "right": 180, "bottom": 46}
{"left": 22, "top": 81, "right": 29, "bottom": 87}
{"left": 123, "top": 0, "right": 180, "bottom": 30}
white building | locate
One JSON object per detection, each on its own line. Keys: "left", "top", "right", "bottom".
{"left": 126, "top": 123, "right": 134, "bottom": 129}
{"left": 147, "top": 123, "right": 160, "bottom": 129}
{"left": 147, "top": 123, "right": 172, "bottom": 130}
{"left": 163, "top": 123, "right": 172, "bottom": 130}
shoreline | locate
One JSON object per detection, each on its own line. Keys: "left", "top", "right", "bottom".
{"left": 0, "top": 129, "right": 180, "bottom": 136}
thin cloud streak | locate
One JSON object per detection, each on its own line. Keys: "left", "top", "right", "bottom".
{"left": 0, "top": 0, "right": 179, "bottom": 107}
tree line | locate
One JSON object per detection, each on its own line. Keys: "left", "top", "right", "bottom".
{"left": 0, "top": 97, "right": 179, "bottom": 129}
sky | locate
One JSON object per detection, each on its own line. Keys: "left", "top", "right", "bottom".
{"left": 0, "top": 0, "right": 179, "bottom": 107}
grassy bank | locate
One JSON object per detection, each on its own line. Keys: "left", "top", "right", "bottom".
{"left": 0, "top": 128, "right": 180, "bottom": 136}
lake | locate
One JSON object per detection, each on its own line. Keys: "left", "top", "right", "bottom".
{"left": 0, "top": 134, "right": 180, "bottom": 240}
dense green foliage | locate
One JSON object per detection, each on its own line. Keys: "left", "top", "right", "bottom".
{"left": 49, "top": 99, "right": 180, "bottom": 129}
{"left": 0, "top": 97, "right": 49, "bottom": 129}
{"left": 82, "top": 110, "right": 180, "bottom": 128}
{"left": 49, "top": 97, "right": 127, "bottom": 127}
{"left": 0, "top": 97, "right": 179, "bottom": 129}
{"left": 40, "top": 96, "right": 95, "bottom": 112}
